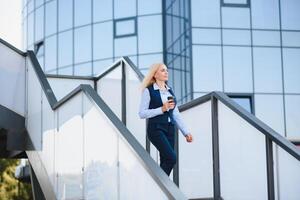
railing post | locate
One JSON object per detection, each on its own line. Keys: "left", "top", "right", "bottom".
{"left": 173, "top": 128, "right": 179, "bottom": 186}
{"left": 211, "top": 95, "right": 221, "bottom": 199}
{"left": 266, "top": 137, "right": 275, "bottom": 200}
{"left": 121, "top": 61, "right": 126, "bottom": 125}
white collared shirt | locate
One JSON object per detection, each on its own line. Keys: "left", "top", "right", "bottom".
{"left": 138, "top": 83, "right": 190, "bottom": 136}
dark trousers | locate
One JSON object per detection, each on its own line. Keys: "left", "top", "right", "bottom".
{"left": 147, "top": 122, "right": 176, "bottom": 176}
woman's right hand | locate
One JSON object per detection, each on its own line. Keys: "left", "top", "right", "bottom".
{"left": 162, "top": 100, "right": 175, "bottom": 112}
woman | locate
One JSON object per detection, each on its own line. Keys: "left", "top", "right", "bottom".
{"left": 139, "top": 63, "right": 193, "bottom": 176}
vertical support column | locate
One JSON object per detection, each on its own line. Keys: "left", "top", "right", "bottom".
{"left": 211, "top": 96, "right": 221, "bottom": 199}
{"left": 173, "top": 128, "right": 179, "bottom": 186}
{"left": 266, "top": 137, "right": 275, "bottom": 200}
{"left": 121, "top": 61, "right": 126, "bottom": 125}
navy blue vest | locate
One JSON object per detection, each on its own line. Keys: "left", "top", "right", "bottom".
{"left": 147, "top": 84, "right": 176, "bottom": 125}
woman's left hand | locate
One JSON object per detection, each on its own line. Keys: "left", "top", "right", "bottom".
{"left": 185, "top": 134, "right": 193, "bottom": 143}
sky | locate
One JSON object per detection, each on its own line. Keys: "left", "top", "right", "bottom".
{"left": 0, "top": 0, "right": 22, "bottom": 49}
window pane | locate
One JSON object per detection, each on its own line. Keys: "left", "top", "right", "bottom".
{"left": 253, "top": 48, "right": 283, "bottom": 93}
{"left": 138, "top": 54, "right": 163, "bottom": 69}
{"left": 58, "top": 30, "right": 73, "bottom": 67}
{"left": 223, "top": 29, "right": 251, "bottom": 45}
{"left": 285, "top": 95, "right": 300, "bottom": 139}
{"left": 28, "top": 13, "right": 34, "bottom": 46}
{"left": 191, "top": 0, "right": 220, "bottom": 27}
{"left": 223, "top": 47, "right": 253, "bottom": 92}
{"left": 45, "top": 0, "right": 57, "bottom": 36}
{"left": 93, "top": 22, "right": 113, "bottom": 60}
{"left": 251, "top": 0, "right": 280, "bottom": 29}
{"left": 224, "top": 0, "right": 247, "bottom": 3}
{"left": 74, "top": 62, "right": 92, "bottom": 76}
{"left": 114, "top": 36, "right": 137, "bottom": 57}
{"left": 114, "top": 0, "right": 136, "bottom": 19}
{"left": 222, "top": 7, "right": 250, "bottom": 28}
{"left": 115, "top": 18, "right": 136, "bottom": 37}
{"left": 255, "top": 94, "right": 285, "bottom": 135}
{"left": 192, "top": 45, "right": 223, "bottom": 92}
{"left": 93, "top": 0, "right": 112, "bottom": 22}
{"left": 282, "top": 31, "right": 300, "bottom": 47}
{"left": 58, "top": 0, "right": 73, "bottom": 31}
{"left": 281, "top": 0, "right": 300, "bottom": 30}
{"left": 74, "top": 0, "right": 91, "bottom": 27}
{"left": 138, "top": 15, "right": 162, "bottom": 54}
{"left": 35, "top": 6, "right": 44, "bottom": 41}
{"left": 58, "top": 65, "right": 73, "bottom": 75}
{"left": 192, "top": 28, "right": 221, "bottom": 44}
{"left": 45, "top": 35, "right": 57, "bottom": 73}
{"left": 93, "top": 59, "right": 113, "bottom": 76}
{"left": 138, "top": 0, "right": 161, "bottom": 15}
{"left": 74, "top": 26, "right": 91, "bottom": 64}
{"left": 252, "top": 30, "right": 280, "bottom": 46}
{"left": 35, "top": 0, "right": 44, "bottom": 8}
{"left": 230, "top": 97, "right": 252, "bottom": 113}
{"left": 27, "top": 0, "right": 34, "bottom": 13}
{"left": 283, "top": 48, "right": 300, "bottom": 93}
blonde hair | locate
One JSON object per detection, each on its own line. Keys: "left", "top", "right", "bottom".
{"left": 141, "top": 63, "right": 166, "bottom": 91}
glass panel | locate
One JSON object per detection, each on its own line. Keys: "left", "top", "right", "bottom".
{"left": 58, "top": 65, "right": 73, "bottom": 76}
{"left": 191, "top": 0, "right": 220, "bottom": 27}
{"left": 114, "top": 36, "right": 137, "bottom": 57}
{"left": 45, "top": 0, "right": 57, "bottom": 36}
{"left": 58, "top": 30, "right": 73, "bottom": 67}
{"left": 282, "top": 31, "right": 300, "bottom": 47}
{"left": 222, "top": 29, "right": 251, "bottom": 45}
{"left": 280, "top": 0, "right": 300, "bottom": 30}
{"left": 285, "top": 95, "right": 300, "bottom": 139}
{"left": 83, "top": 96, "right": 118, "bottom": 199}
{"left": 114, "top": 0, "right": 136, "bottom": 19}
{"left": 74, "top": 62, "right": 92, "bottom": 76}
{"left": 115, "top": 18, "right": 136, "bottom": 37}
{"left": 252, "top": 30, "right": 281, "bottom": 46}
{"left": 93, "top": 59, "right": 113, "bottom": 76}
{"left": 35, "top": 0, "right": 44, "bottom": 8}
{"left": 56, "top": 93, "right": 83, "bottom": 199}
{"left": 35, "top": 6, "right": 44, "bottom": 41}
{"left": 138, "top": 53, "right": 163, "bottom": 69}
{"left": 192, "top": 46, "right": 223, "bottom": 92}
{"left": 45, "top": 35, "right": 57, "bottom": 73}
{"left": 283, "top": 48, "right": 300, "bottom": 93}
{"left": 93, "top": 0, "right": 112, "bottom": 22}
{"left": 218, "top": 101, "right": 268, "bottom": 200}
{"left": 179, "top": 101, "right": 213, "bottom": 198}
{"left": 27, "top": 0, "right": 34, "bottom": 13}
{"left": 58, "top": 0, "right": 73, "bottom": 31}
{"left": 28, "top": 13, "right": 34, "bottom": 46}
{"left": 251, "top": 0, "right": 280, "bottom": 29}
{"left": 74, "top": 26, "right": 91, "bottom": 64}
{"left": 253, "top": 47, "right": 283, "bottom": 93}
{"left": 74, "top": 0, "right": 91, "bottom": 27}
{"left": 138, "top": 15, "right": 162, "bottom": 54}
{"left": 255, "top": 94, "right": 285, "bottom": 135}
{"left": 222, "top": 7, "right": 250, "bottom": 28}
{"left": 223, "top": 47, "right": 253, "bottom": 92}
{"left": 273, "top": 143, "right": 300, "bottom": 199}
{"left": 93, "top": 22, "right": 113, "bottom": 60}
{"left": 230, "top": 97, "right": 252, "bottom": 113}
{"left": 138, "top": 0, "right": 161, "bottom": 15}
{"left": 224, "top": 0, "right": 247, "bottom": 3}
{"left": 192, "top": 28, "right": 221, "bottom": 44}
{"left": 97, "top": 66, "right": 122, "bottom": 119}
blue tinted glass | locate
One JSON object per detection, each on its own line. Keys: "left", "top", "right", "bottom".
{"left": 285, "top": 95, "right": 300, "bottom": 138}
{"left": 252, "top": 30, "right": 280, "bottom": 46}
{"left": 222, "top": 7, "right": 250, "bottom": 28}
{"left": 74, "top": 0, "right": 91, "bottom": 27}
{"left": 138, "top": 0, "right": 161, "bottom": 15}
{"left": 45, "top": 0, "right": 57, "bottom": 36}
{"left": 282, "top": 32, "right": 300, "bottom": 47}
{"left": 35, "top": 0, "right": 44, "bottom": 8}
{"left": 74, "top": 62, "right": 92, "bottom": 76}
{"left": 45, "top": 35, "right": 57, "bottom": 72}
{"left": 74, "top": 26, "right": 91, "bottom": 64}
{"left": 27, "top": 13, "right": 34, "bottom": 46}
{"left": 230, "top": 97, "right": 252, "bottom": 113}
{"left": 58, "top": 31, "right": 73, "bottom": 67}
{"left": 93, "top": 59, "right": 113, "bottom": 76}
{"left": 93, "top": 0, "right": 112, "bottom": 22}
{"left": 114, "top": 0, "right": 136, "bottom": 19}
{"left": 224, "top": 0, "right": 247, "bottom": 4}
{"left": 138, "top": 15, "right": 162, "bottom": 54}
{"left": 58, "top": 0, "right": 73, "bottom": 31}
{"left": 191, "top": 0, "right": 220, "bottom": 27}
{"left": 222, "top": 29, "right": 251, "bottom": 45}
{"left": 58, "top": 65, "right": 73, "bottom": 75}
{"left": 27, "top": 0, "right": 34, "bottom": 13}
{"left": 251, "top": 0, "right": 280, "bottom": 29}
{"left": 192, "top": 28, "right": 221, "bottom": 44}
{"left": 223, "top": 47, "right": 253, "bottom": 92}
{"left": 35, "top": 6, "right": 44, "bottom": 41}
{"left": 281, "top": 0, "right": 300, "bottom": 30}
{"left": 93, "top": 22, "right": 113, "bottom": 60}
{"left": 114, "top": 36, "right": 137, "bottom": 57}
{"left": 115, "top": 18, "right": 136, "bottom": 37}
{"left": 283, "top": 48, "right": 300, "bottom": 93}
{"left": 138, "top": 54, "right": 163, "bottom": 69}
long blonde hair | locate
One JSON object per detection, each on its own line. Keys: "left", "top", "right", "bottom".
{"left": 141, "top": 63, "right": 166, "bottom": 91}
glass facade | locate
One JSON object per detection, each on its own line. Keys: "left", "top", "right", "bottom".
{"left": 23, "top": 0, "right": 300, "bottom": 139}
